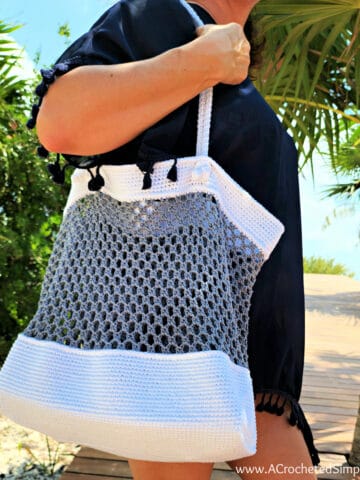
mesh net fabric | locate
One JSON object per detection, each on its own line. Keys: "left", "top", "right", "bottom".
{"left": 23, "top": 191, "right": 264, "bottom": 369}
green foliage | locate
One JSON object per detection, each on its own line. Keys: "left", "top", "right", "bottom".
{"left": 0, "top": 21, "right": 27, "bottom": 103}
{"left": 17, "top": 435, "right": 66, "bottom": 477}
{"left": 58, "top": 22, "right": 71, "bottom": 46}
{"left": 322, "top": 123, "right": 360, "bottom": 198}
{"left": 253, "top": 0, "right": 360, "bottom": 176}
{"left": 303, "top": 255, "right": 355, "bottom": 277}
{"left": 0, "top": 26, "right": 70, "bottom": 363}
{"left": 58, "top": 22, "right": 71, "bottom": 39}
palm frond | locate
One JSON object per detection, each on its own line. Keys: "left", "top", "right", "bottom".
{"left": 0, "top": 20, "right": 28, "bottom": 101}
{"left": 252, "top": 0, "right": 359, "bottom": 175}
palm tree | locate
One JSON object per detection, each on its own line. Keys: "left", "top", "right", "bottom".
{"left": 252, "top": 0, "right": 359, "bottom": 178}
{"left": 0, "top": 20, "right": 27, "bottom": 103}
{"left": 322, "top": 121, "right": 360, "bottom": 196}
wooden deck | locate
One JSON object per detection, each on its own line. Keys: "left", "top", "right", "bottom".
{"left": 60, "top": 274, "right": 360, "bottom": 479}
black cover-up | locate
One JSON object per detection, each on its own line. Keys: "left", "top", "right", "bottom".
{"left": 26, "top": 0, "right": 320, "bottom": 465}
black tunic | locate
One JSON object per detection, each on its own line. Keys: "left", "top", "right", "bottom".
{"left": 27, "top": 0, "right": 320, "bottom": 465}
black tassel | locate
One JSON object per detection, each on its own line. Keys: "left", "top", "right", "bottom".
{"left": 54, "top": 62, "right": 71, "bottom": 75}
{"left": 254, "top": 390, "right": 320, "bottom": 466}
{"left": 47, "top": 153, "right": 67, "bottom": 184}
{"left": 26, "top": 117, "right": 36, "bottom": 129}
{"left": 288, "top": 407, "right": 298, "bottom": 426}
{"left": 136, "top": 158, "right": 156, "bottom": 190}
{"left": 276, "top": 395, "right": 287, "bottom": 416}
{"left": 263, "top": 393, "right": 277, "bottom": 414}
{"left": 295, "top": 402, "right": 321, "bottom": 466}
{"left": 255, "top": 392, "right": 266, "bottom": 412}
{"left": 37, "top": 144, "right": 49, "bottom": 158}
{"left": 40, "top": 67, "right": 55, "bottom": 83}
{"left": 88, "top": 164, "right": 105, "bottom": 191}
{"left": 269, "top": 394, "right": 280, "bottom": 414}
{"left": 292, "top": 401, "right": 305, "bottom": 430}
{"left": 167, "top": 157, "right": 178, "bottom": 182}
{"left": 142, "top": 170, "right": 152, "bottom": 189}
{"left": 35, "top": 81, "right": 48, "bottom": 97}
{"left": 31, "top": 104, "right": 40, "bottom": 118}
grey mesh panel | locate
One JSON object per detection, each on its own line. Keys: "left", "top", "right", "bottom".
{"left": 23, "top": 191, "right": 264, "bottom": 368}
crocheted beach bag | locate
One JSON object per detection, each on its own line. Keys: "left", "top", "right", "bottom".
{"left": 0, "top": 0, "right": 285, "bottom": 463}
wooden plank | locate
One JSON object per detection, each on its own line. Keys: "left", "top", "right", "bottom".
{"left": 313, "top": 443, "right": 352, "bottom": 455}
{"left": 316, "top": 453, "right": 360, "bottom": 480}
{"left": 77, "top": 448, "right": 234, "bottom": 467}
{"left": 211, "top": 470, "right": 238, "bottom": 479}
{"left": 300, "top": 397, "right": 358, "bottom": 409}
{"left": 74, "top": 447, "right": 234, "bottom": 471}
{"left": 302, "top": 380, "right": 360, "bottom": 391}
{"left": 305, "top": 366, "right": 359, "bottom": 372}
{"left": 305, "top": 350, "right": 359, "bottom": 357}
{"left": 61, "top": 475, "right": 131, "bottom": 480}
{"left": 65, "top": 457, "right": 132, "bottom": 477}
{"left": 213, "top": 462, "right": 233, "bottom": 471}
{"left": 311, "top": 425, "right": 355, "bottom": 434}
{"left": 61, "top": 471, "right": 241, "bottom": 480}
{"left": 75, "top": 446, "right": 125, "bottom": 461}
{"left": 305, "top": 413, "right": 355, "bottom": 426}
{"left": 297, "top": 404, "right": 357, "bottom": 416}
{"left": 303, "top": 371, "right": 359, "bottom": 381}
{"left": 302, "top": 386, "right": 360, "bottom": 397}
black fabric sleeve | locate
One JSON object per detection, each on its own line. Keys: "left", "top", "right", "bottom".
{"left": 26, "top": 1, "right": 137, "bottom": 181}
{"left": 25, "top": 0, "right": 200, "bottom": 186}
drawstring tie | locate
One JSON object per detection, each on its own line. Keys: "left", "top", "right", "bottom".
{"left": 46, "top": 153, "right": 70, "bottom": 184}
{"left": 136, "top": 156, "right": 178, "bottom": 190}
{"left": 87, "top": 164, "right": 105, "bottom": 191}
{"left": 136, "top": 158, "right": 156, "bottom": 190}
{"left": 166, "top": 157, "right": 178, "bottom": 182}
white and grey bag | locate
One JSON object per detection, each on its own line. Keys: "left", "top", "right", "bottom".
{"left": 0, "top": 0, "right": 285, "bottom": 463}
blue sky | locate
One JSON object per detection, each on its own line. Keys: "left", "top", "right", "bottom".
{"left": 2, "top": 0, "right": 359, "bottom": 280}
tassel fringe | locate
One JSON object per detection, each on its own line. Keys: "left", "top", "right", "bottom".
{"left": 254, "top": 389, "right": 320, "bottom": 466}
{"left": 166, "top": 157, "right": 178, "bottom": 182}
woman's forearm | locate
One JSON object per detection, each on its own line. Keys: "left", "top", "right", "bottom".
{"left": 36, "top": 41, "right": 219, "bottom": 156}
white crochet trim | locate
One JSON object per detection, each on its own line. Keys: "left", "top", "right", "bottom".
{"left": 196, "top": 86, "right": 212, "bottom": 156}
{"left": 0, "top": 332, "right": 257, "bottom": 462}
{"left": 64, "top": 156, "right": 285, "bottom": 261}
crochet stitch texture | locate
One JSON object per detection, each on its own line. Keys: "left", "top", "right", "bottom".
{"left": 23, "top": 191, "right": 264, "bottom": 368}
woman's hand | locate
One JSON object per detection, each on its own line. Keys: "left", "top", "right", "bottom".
{"left": 194, "top": 22, "right": 251, "bottom": 85}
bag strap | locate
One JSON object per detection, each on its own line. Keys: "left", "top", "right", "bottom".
{"left": 179, "top": 0, "right": 214, "bottom": 157}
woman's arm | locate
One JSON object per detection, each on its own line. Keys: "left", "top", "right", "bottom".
{"left": 37, "top": 23, "right": 250, "bottom": 156}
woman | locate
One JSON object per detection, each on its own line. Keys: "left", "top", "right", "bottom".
{"left": 0, "top": 0, "right": 320, "bottom": 478}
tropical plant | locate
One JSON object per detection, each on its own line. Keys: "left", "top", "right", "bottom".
{"left": 315, "top": 120, "right": 360, "bottom": 238}
{"left": 0, "top": 21, "right": 27, "bottom": 101}
{"left": 253, "top": 0, "right": 359, "bottom": 177}
{"left": 322, "top": 123, "right": 360, "bottom": 197}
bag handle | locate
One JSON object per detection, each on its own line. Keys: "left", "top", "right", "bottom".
{"left": 179, "top": 0, "right": 214, "bottom": 157}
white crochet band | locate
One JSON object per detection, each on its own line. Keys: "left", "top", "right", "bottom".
{"left": 0, "top": 332, "right": 257, "bottom": 462}
{"left": 64, "top": 155, "right": 285, "bottom": 261}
